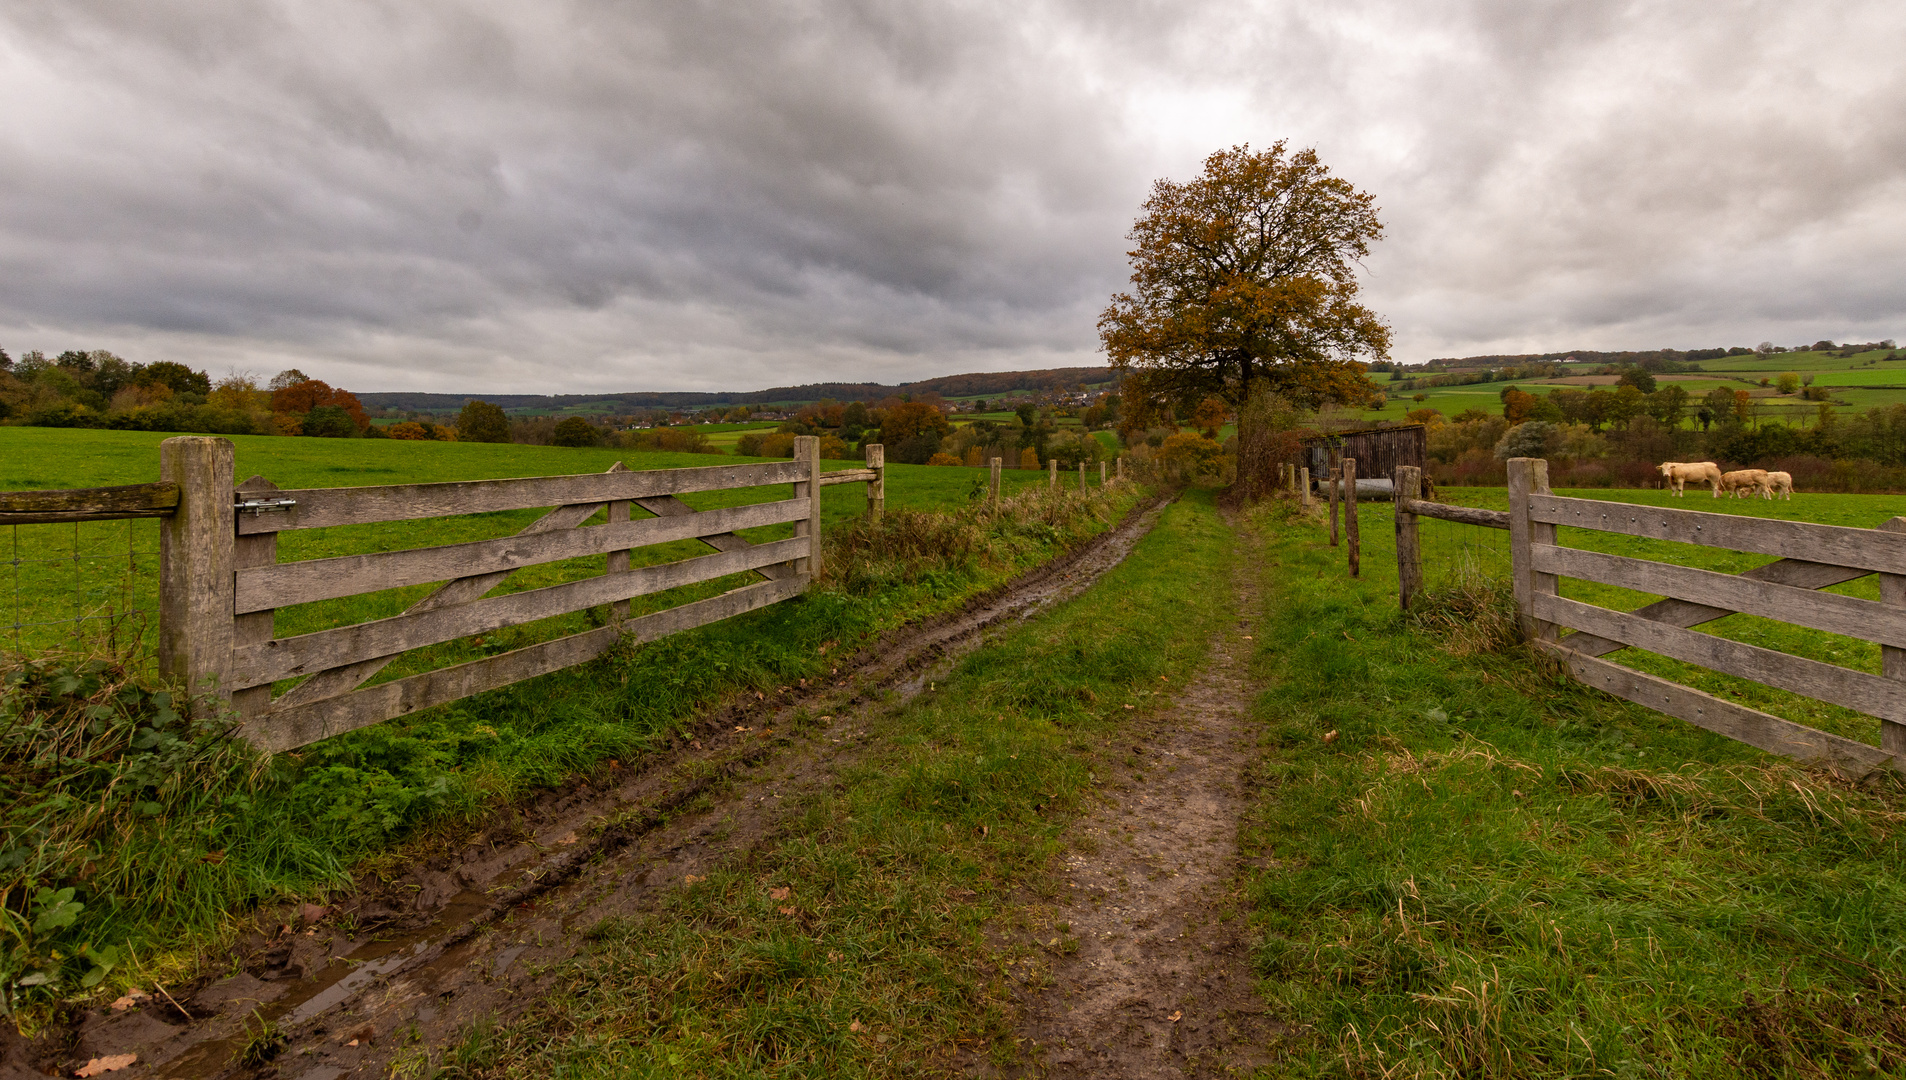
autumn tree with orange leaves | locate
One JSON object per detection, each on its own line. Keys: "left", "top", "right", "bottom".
{"left": 1099, "top": 143, "right": 1391, "bottom": 414}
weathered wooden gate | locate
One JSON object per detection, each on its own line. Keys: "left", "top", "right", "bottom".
{"left": 154, "top": 435, "right": 882, "bottom": 752}
{"left": 1505, "top": 457, "right": 1906, "bottom": 777}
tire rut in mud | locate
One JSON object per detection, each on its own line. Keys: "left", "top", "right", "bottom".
{"left": 24, "top": 491, "right": 1176, "bottom": 1080}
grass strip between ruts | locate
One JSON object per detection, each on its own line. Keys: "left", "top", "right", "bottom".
{"left": 427, "top": 489, "right": 1238, "bottom": 1078}
{"left": 1238, "top": 499, "right": 1906, "bottom": 1078}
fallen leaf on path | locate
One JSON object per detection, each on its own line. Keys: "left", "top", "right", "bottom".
{"left": 1124, "top": 704, "right": 1135, "bottom": 710}
{"left": 555, "top": 833, "right": 578, "bottom": 845}
{"left": 1169, "top": 1010, "right": 1182, "bottom": 1023}
{"left": 684, "top": 875, "right": 704, "bottom": 885}
{"left": 108, "top": 990, "right": 148, "bottom": 1011}
{"left": 769, "top": 887, "right": 791, "bottom": 900}
{"left": 75, "top": 1055, "right": 136, "bottom": 1077}
{"left": 778, "top": 906, "right": 798, "bottom": 916}
{"left": 690, "top": 739, "right": 702, "bottom": 749}
{"left": 849, "top": 1020, "right": 864, "bottom": 1033}
{"left": 1323, "top": 730, "right": 1339, "bottom": 744}
{"left": 200, "top": 850, "right": 224, "bottom": 864}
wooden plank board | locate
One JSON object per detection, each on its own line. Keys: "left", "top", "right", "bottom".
{"left": 264, "top": 496, "right": 614, "bottom": 709}
{"left": 237, "top": 460, "right": 807, "bottom": 533}
{"left": 1527, "top": 493, "right": 1906, "bottom": 575}
{"left": 1398, "top": 499, "right": 1510, "bottom": 530}
{"left": 1532, "top": 544, "right": 1906, "bottom": 648}
{"left": 1534, "top": 593, "right": 1906, "bottom": 722}
{"left": 1508, "top": 458, "right": 1557, "bottom": 643}
{"left": 1562, "top": 557, "right": 1871, "bottom": 658}
{"left": 1539, "top": 642, "right": 1897, "bottom": 777}
{"left": 634, "top": 494, "right": 794, "bottom": 582}
{"left": 229, "top": 535, "right": 807, "bottom": 688}
{"left": 819, "top": 468, "right": 877, "bottom": 485}
{"left": 0, "top": 481, "right": 180, "bottom": 524}
{"left": 237, "top": 497, "right": 809, "bottom": 612}
{"left": 232, "top": 476, "right": 280, "bottom": 721}
{"left": 241, "top": 576, "right": 807, "bottom": 752}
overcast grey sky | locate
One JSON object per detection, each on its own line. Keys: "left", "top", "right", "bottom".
{"left": 1, "top": 0, "right": 1901, "bottom": 392}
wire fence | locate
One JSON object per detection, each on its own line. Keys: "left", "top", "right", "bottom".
{"left": 4, "top": 519, "right": 161, "bottom": 671}
{"left": 1415, "top": 492, "right": 1512, "bottom": 592}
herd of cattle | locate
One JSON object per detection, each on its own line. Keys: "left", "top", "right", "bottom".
{"left": 1655, "top": 461, "right": 1795, "bottom": 500}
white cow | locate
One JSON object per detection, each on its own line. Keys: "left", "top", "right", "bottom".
{"left": 1658, "top": 461, "right": 1723, "bottom": 497}
{"left": 1722, "top": 469, "right": 1771, "bottom": 498}
{"left": 1764, "top": 470, "right": 1794, "bottom": 500}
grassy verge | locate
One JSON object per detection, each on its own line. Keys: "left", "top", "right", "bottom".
{"left": 1240, "top": 499, "right": 1906, "bottom": 1077}
{"left": 425, "top": 489, "right": 1237, "bottom": 1078}
{"left": 0, "top": 480, "right": 1143, "bottom": 1020}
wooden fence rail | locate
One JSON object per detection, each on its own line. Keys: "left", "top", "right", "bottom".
{"left": 7, "top": 436, "right": 889, "bottom": 753}
{"left": 1504, "top": 456, "right": 1906, "bottom": 777}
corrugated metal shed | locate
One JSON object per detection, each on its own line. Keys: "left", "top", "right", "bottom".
{"left": 1300, "top": 425, "right": 1426, "bottom": 485}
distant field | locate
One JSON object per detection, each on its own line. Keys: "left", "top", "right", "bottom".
{"left": 1371, "top": 349, "right": 1906, "bottom": 424}
{"left": 0, "top": 427, "right": 1081, "bottom": 673}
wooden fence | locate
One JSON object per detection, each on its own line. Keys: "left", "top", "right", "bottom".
{"left": 2, "top": 436, "right": 886, "bottom": 753}
{"left": 1503, "top": 457, "right": 1906, "bottom": 777}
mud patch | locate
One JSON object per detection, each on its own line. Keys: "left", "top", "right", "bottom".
{"left": 985, "top": 543, "right": 1280, "bottom": 1078}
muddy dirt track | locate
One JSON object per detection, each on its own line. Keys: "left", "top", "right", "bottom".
{"left": 983, "top": 530, "right": 1280, "bottom": 1078}
{"left": 11, "top": 493, "right": 1184, "bottom": 1080}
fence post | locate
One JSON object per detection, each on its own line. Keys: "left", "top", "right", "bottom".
{"left": 1507, "top": 457, "right": 1557, "bottom": 642}
{"left": 231, "top": 474, "right": 278, "bottom": 722}
{"left": 1343, "top": 458, "right": 1360, "bottom": 577}
{"left": 159, "top": 436, "right": 236, "bottom": 709}
{"left": 1117, "top": 456, "right": 1124, "bottom": 481}
{"left": 795, "top": 436, "right": 821, "bottom": 579}
{"left": 606, "top": 461, "right": 632, "bottom": 625}
{"left": 864, "top": 443, "right": 885, "bottom": 520}
{"left": 1100, "top": 460, "right": 1107, "bottom": 486}
{"left": 1327, "top": 455, "right": 1340, "bottom": 546}
{"left": 1879, "top": 517, "right": 1906, "bottom": 764}
{"left": 1395, "top": 465, "right": 1422, "bottom": 611}
{"left": 1300, "top": 467, "right": 1311, "bottom": 508}
{"left": 1048, "top": 458, "right": 1057, "bottom": 491}
{"left": 990, "top": 456, "right": 1002, "bottom": 502}
{"left": 1078, "top": 461, "right": 1085, "bottom": 492}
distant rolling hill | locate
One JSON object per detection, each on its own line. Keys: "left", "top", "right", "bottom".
{"left": 358, "top": 366, "right": 1117, "bottom": 415}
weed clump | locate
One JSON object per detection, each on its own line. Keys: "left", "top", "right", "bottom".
{"left": 1408, "top": 573, "right": 1519, "bottom": 655}
{"left": 0, "top": 658, "right": 268, "bottom": 1012}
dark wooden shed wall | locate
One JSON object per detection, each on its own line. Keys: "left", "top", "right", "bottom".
{"left": 1300, "top": 425, "right": 1426, "bottom": 481}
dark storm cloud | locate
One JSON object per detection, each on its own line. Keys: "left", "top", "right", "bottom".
{"left": 0, "top": 0, "right": 1901, "bottom": 391}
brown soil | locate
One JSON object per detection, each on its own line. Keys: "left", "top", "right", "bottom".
{"left": 14, "top": 494, "right": 1175, "bottom": 1080}
{"left": 980, "top": 533, "right": 1281, "bottom": 1078}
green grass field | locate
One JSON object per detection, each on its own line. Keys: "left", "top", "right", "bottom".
{"left": 1240, "top": 498, "right": 1906, "bottom": 1075}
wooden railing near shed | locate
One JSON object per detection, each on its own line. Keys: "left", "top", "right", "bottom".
{"left": 1505, "top": 457, "right": 1906, "bottom": 777}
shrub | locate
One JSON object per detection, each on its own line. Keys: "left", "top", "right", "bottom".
{"left": 456, "top": 400, "right": 511, "bottom": 443}
{"left": 926, "top": 452, "right": 961, "bottom": 466}
{"left": 303, "top": 405, "right": 358, "bottom": 438}
{"left": 552, "top": 417, "right": 600, "bottom": 447}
